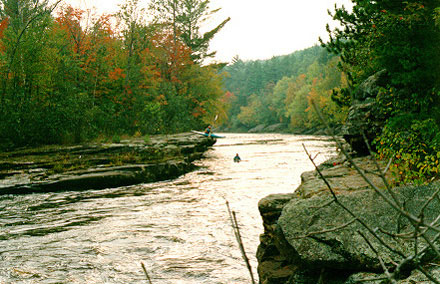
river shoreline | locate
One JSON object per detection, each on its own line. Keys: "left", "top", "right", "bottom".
{"left": 0, "top": 133, "right": 215, "bottom": 195}
{"left": 0, "top": 133, "right": 339, "bottom": 283}
{"left": 256, "top": 153, "right": 440, "bottom": 284}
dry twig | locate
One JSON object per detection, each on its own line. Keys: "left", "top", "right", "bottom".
{"left": 301, "top": 100, "right": 440, "bottom": 283}
{"left": 141, "top": 262, "right": 153, "bottom": 284}
{"left": 226, "top": 201, "right": 256, "bottom": 284}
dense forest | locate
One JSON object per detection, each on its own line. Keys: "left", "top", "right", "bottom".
{"left": 0, "top": 0, "right": 229, "bottom": 149}
{"left": 324, "top": 0, "right": 440, "bottom": 184}
{"left": 221, "top": 46, "right": 347, "bottom": 132}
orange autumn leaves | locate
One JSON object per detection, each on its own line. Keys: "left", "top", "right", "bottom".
{"left": 50, "top": 5, "right": 205, "bottom": 112}
{"left": 0, "top": 1, "right": 226, "bottom": 148}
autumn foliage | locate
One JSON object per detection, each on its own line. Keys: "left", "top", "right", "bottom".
{"left": 222, "top": 47, "right": 348, "bottom": 132}
{"left": 0, "top": 0, "right": 227, "bottom": 149}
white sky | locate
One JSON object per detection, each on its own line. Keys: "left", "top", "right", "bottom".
{"left": 61, "top": 0, "right": 352, "bottom": 63}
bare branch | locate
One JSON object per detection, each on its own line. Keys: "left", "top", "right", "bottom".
{"left": 226, "top": 201, "right": 256, "bottom": 284}
{"left": 416, "top": 265, "right": 440, "bottom": 284}
{"left": 383, "top": 157, "right": 393, "bottom": 175}
{"left": 377, "top": 227, "right": 427, "bottom": 240}
{"left": 303, "top": 144, "right": 338, "bottom": 201}
{"left": 141, "top": 262, "right": 153, "bottom": 284}
{"left": 309, "top": 199, "right": 335, "bottom": 210}
{"left": 361, "top": 131, "right": 393, "bottom": 191}
{"left": 303, "top": 144, "right": 405, "bottom": 257}
{"left": 414, "top": 222, "right": 420, "bottom": 258}
{"left": 419, "top": 186, "right": 440, "bottom": 218}
{"left": 291, "top": 218, "right": 356, "bottom": 239}
{"left": 429, "top": 214, "right": 440, "bottom": 227}
{"left": 358, "top": 230, "right": 397, "bottom": 284}
{"left": 354, "top": 276, "right": 389, "bottom": 282}
{"left": 417, "top": 229, "right": 440, "bottom": 259}
{"left": 310, "top": 100, "right": 440, "bottom": 234}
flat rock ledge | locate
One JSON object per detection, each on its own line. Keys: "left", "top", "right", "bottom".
{"left": 257, "top": 155, "right": 440, "bottom": 284}
{"left": 0, "top": 133, "right": 216, "bottom": 195}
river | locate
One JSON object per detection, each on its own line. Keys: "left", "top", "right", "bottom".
{"left": 0, "top": 133, "right": 337, "bottom": 284}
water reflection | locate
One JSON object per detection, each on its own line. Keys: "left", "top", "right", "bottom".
{"left": 0, "top": 133, "right": 336, "bottom": 283}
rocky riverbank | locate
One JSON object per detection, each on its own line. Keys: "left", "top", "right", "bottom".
{"left": 0, "top": 133, "right": 215, "bottom": 195}
{"left": 257, "top": 154, "right": 440, "bottom": 284}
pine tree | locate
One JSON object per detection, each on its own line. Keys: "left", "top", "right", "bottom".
{"left": 149, "top": 0, "right": 229, "bottom": 63}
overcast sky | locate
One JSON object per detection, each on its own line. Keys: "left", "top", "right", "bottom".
{"left": 62, "top": 0, "right": 352, "bottom": 63}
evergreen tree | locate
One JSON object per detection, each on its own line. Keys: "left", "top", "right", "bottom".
{"left": 323, "top": 0, "right": 440, "bottom": 184}
{"left": 322, "top": 0, "right": 440, "bottom": 115}
{"left": 149, "top": 0, "right": 230, "bottom": 63}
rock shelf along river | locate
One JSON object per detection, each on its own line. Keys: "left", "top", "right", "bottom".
{"left": 0, "top": 133, "right": 337, "bottom": 284}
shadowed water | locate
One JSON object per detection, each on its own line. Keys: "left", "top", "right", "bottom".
{"left": 0, "top": 133, "right": 337, "bottom": 283}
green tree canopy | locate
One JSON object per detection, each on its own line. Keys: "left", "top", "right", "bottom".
{"left": 322, "top": 0, "right": 440, "bottom": 115}
{"left": 0, "top": 0, "right": 228, "bottom": 149}
{"left": 149, "top": 0, "right": 230, "bottom": 63}
{"left": 323, "top": 0, "right": 440, "bottom": 184}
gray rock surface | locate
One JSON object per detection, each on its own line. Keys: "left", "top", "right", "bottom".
{"left": 295, "top": 155, "right": 390, "bottom": 198}
{"left": 257, "top": 155, "right": 440, "bottom": 284}
{"left": 0, "top": 133, "right": 215, "bottom": 194}
{"left": 345, "top": 265, "right": 440, "bottom": 284}
{"left": 264, "top": 123, "right": 287, "bottom": 133}
{"left": 249, "top": 124, "right": 268, "bottom": 133}
{"left": 342, "top": 70, "right": 388, "bottom": 155}
{"left": 279, "top": 184, "right": 440, "bottom": 272}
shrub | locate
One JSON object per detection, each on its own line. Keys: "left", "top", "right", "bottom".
{"left": 375, "top": 114, "right": 440, "bottom": 185}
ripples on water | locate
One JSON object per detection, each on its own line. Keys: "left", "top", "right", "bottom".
{"left": 0, "top": 133, "right": 337, "bottom": 284}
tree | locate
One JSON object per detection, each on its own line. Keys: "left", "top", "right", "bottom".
{"left": 222, "top": 46, "right": 346, "bottom": 132}
{"left": 0, "top": 0, "right": 229, "bottom": 149}
{"left": 323, "top": 0, "right": 440, "bottom": 183}
{"left": 270, "top": 76, "right": 292, "bottom": 123}
{"left": 322, "top": 0, "right": 440, "bottom": 114}
{"left": 149, "top": 0, "right": 230, "bottom": 63}
{"left": 0, "top": 0, "right": 63, "bottom": 146}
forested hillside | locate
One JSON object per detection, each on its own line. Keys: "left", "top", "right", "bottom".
{"left": 0, "top": 0, "right": 229, "bottom": 149}
{"left": 221, "top": 46, "right": 348, "bottom": 132}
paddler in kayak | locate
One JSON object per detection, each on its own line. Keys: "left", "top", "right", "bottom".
{"left": 204, "top": 125, "right": 212, "bottom": 136}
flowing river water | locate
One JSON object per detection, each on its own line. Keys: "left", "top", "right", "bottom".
{"left": 0, "top": 133, "right": 337, "bottom": 284}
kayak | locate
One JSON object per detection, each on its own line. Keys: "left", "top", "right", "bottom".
{"left": 191, "top": 130, "right": 225, "bottom": 139}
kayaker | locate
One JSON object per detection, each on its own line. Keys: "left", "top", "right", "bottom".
{"left": 234, "top": 153, "right": 241, "bottom": 163}
{"left": 204, "top": 125, "right": 212, "bottom": 135}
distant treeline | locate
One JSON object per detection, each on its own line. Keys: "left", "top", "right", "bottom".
{"left": 0, "top": 0, "right": 229, "bottom": 149}
{"left": 221, "top": 0, "right": 440, "bottom": 184}
{"left": 221, "top": 46, "right": 347, "bottom": 132}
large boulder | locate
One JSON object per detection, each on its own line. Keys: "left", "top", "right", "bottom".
{"left": 345, "top": 265, "right": 440, "bottom": 284}
{"left": 264, "top": 123, "right": 288, "bottom": 133}
{"left": 279, "top": 183, "right": 440, "bottom": 283}
{"left": 278, "top": 183, "right": 440, "bottom": 272}
{"left": 342, "top": 70, "right": 389, "bottom": 155}
{"left": 257, "top": 193, "right": 298, "bottom": 284}
{"left": 257, "top": 155, "right": 440, "bottom": 284}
